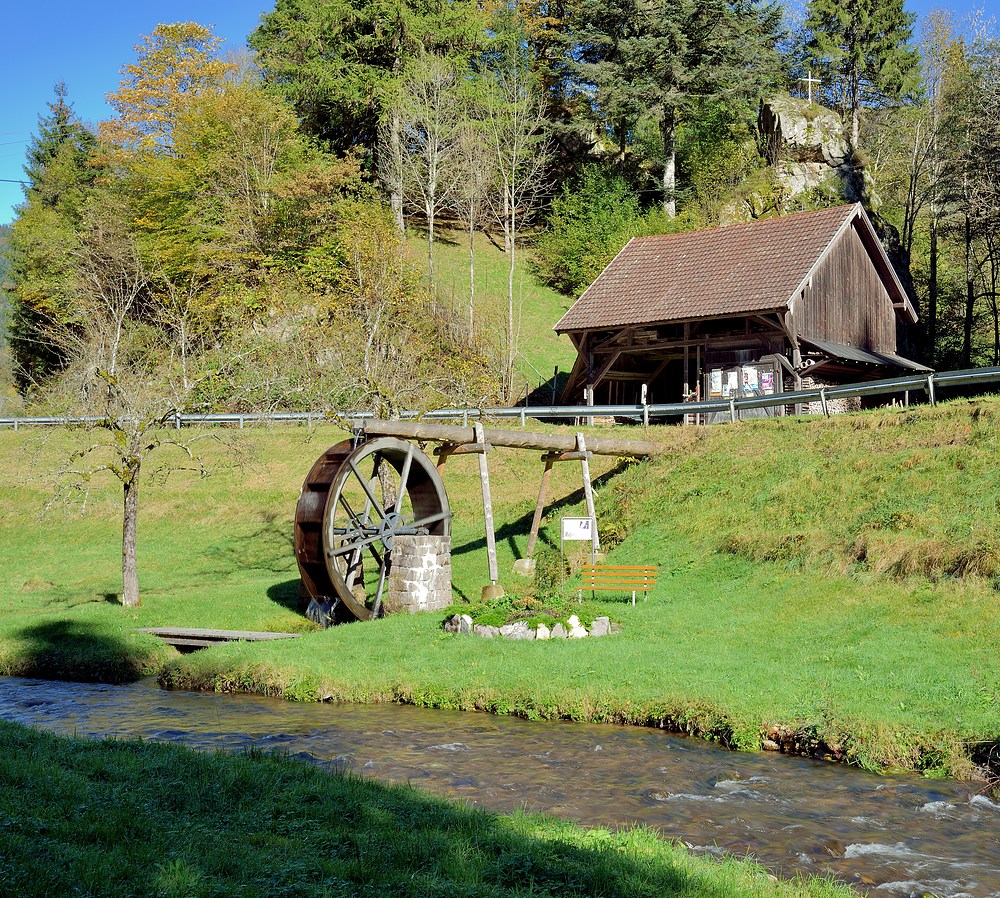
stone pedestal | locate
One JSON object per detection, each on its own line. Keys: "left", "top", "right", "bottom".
{"left": 385, "top": 535, "right": 452, "bottom": 614}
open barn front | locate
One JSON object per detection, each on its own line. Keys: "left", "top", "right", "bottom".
{"left": 560, "top": 316, "right": 792, "bottom": 410}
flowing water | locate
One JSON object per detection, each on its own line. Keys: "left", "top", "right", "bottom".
{"left": 2, "top": 676, "right": 998, "bottom": 898}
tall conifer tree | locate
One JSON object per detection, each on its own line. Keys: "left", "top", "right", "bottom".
{"left": 8, "top": 83, "right": 98, "bottom": 383}
{"left": 572, "top": 0, "right": 781, "bottom": 217}
{"left": 804, "top": 0, "right": 919, "bottom": 151}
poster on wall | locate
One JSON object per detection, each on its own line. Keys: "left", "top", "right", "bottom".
{"left": 742, "top": 366, "right": 759, "bottom": 391}
{"left": 761, "top": 370, "right": 774, "bottom": 394}
{"left": 725, "top": 370, "right": 738, "bottom": 398}
{"left": 710, "top": 369, "right": 723, "bottom": 397}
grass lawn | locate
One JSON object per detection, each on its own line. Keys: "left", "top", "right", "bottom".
{"left": 0, "top": 720, "right": 855, "bottom": 898}
{"left": 2, "top": 398, "right": 1000, "bottom": 782}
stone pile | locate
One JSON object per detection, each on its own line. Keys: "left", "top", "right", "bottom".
{"left": 443, "top": 613, "right": 617, "bottom": 640}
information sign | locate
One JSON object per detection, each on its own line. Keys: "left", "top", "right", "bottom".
{"left": 561, "top": 517, "right": 595, "bottom": 541}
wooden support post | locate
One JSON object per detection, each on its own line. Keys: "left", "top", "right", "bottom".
{"left": 475, "top": 423, "right": 503, "bottom": 599}
{"left": 683, "top": 325, "right": 690, "bottom": 426}
{"left": 577, "top": 433, "right": 601, "bottom": 561}
{"left": 695, "top": 344, "right": 701, "bottom": 425}
{"left": 513, "top": 455, "right": 555, "bottom": 577}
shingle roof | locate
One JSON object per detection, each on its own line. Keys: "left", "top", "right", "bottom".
{"left": 554, "top": 204, "right": 863, "bottom": 333}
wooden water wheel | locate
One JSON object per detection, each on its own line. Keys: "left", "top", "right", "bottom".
{"left": 294, "top": 437, "right": 451, "bottom": 622}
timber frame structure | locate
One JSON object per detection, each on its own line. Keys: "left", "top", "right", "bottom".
{"left": 554, "top": 204, "right": 928, "bottom": 410}
{"left": 358, "top": 420, "right": 660, "bottom": 599}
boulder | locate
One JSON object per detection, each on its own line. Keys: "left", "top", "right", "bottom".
{"left": 551, "top": 622, "right": 568, "bottom": 639}
{"left": 500, "top": 621, "right": 534, "bottom": 640}
{"left": 473, "top": 624, "right": 500, "bottom": 638}
{"left": 759, "top": 95, "right": 849, "bottom": 167}
{"left": 589, "top": 616, "right": 611, "bottom": 637}
{"left": 459, "top": 614, "right": 473, "bottom": 636}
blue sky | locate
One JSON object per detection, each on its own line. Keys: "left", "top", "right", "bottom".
{"left": 0, "top": 0, "right": 991, "bottom": 227}
{"left": 0, "top": 1, "right": 268, "bottom": 227}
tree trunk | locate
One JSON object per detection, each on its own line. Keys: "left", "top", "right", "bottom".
{"left": 849, "top": 64, "right": 861, "bottom": 153}
{"left": 389, "top": 110, "right": 404, "bottom": 234}
{"left": 928, "top": 214, "right": 938, "bottom": 360}
{"left": 661, "top": 108, "right": 677, "bottom": 218}
{"left": 468, "top": 218, "right": 476, "bottom": 337}
{"left": 963, "top": 211, "right": 974, "bottom": 367}
{"left": 426, "top": 198, "right": 436, "bottom": 301}
{"left": 507, "top": 199, "right": 517, "bottom": 400}
{"left": 121, "top": 469, "right": 140, "bottom": 608}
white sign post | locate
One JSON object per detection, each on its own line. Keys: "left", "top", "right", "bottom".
{"left": 561, "top": 516, "right": 597, "bottom": 563}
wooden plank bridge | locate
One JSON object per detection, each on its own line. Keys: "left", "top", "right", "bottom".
{"left": 138, "top": 627, "right": 300, "bottom": 650}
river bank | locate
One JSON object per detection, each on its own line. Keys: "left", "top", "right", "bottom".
{"left": 0, "top": 698, "right": 859, "bottom": 898}
{"left": 2, "top": 401, "right": 1000, "bottom": 782}
{"left": 5, "top": 675, "right": 1000, "bottom": 897}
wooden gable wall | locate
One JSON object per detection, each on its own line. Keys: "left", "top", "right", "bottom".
{"left": 789, "top": 222, "right": 898, "bottom": 354}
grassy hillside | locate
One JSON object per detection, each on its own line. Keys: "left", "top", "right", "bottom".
{"left": 2, "top": 398, "right": 1000, "bottom": 780}
{"left": 411, "top": 227, "right": 578, "bottom": 396}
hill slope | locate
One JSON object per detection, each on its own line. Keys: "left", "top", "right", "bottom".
{"left": 410, "top": 227, "right": 578, "bottom": 397}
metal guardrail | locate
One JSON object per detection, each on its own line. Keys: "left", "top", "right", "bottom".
{"left": 2, "top": 366, "right": 1000, "bottom": 431}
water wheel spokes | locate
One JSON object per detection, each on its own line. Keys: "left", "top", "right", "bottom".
{"left": 294, "top": 437, "right": 451, "bottom": 622}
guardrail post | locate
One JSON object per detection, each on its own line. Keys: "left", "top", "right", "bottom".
{"left": 820, "top": 388, "right": 830, "bottom": 417}
{"left": 643, "top": 401, "right": 649, "bottom": 427}
{"left": 926, "top": 375, "right": 937, "bottom": 406}
{"left": 729, "top": 398, "right": 737, "bottom": 423}
{"left": 239, "top": 415, "right": 245, "bottom": 429}
{"left": 13, "top": 418, "right": 18, "bottom": 431}
{"left": 520, "top": 408, "right": 526, "bottom": 426}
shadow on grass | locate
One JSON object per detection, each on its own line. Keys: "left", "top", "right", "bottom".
{"left": 266, "top": 578, "right": 304, "bottom": 614}
{"left": 454, "top": 463, "right": 628, "bottom": 561}
{"left": 10, "top": 619, "right": 162, "bottom": 684}
{"left": 0, "top": 719, "right": 748, "bottom": 898}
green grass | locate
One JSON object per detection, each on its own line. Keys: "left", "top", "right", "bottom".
{"left": 0, "top": 719, "right": 855, "bottom": 898}
{"left": 3, "top": 399, "right": 1000, "bottom": 780}
{"left": 411, "top": 227, "right": 578, "bottom": 391}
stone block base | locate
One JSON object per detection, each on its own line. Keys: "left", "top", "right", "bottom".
{"left": 384, "top": 535, "right": 452, "bottom": 614}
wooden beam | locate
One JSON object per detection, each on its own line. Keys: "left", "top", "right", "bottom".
{"left": 361, "top": 421, "right": 661, "bottom": 457}
{"left": 474, "top": 423, "right": 501, "bottom": 592}
{"left": 589, "top": 348, "right": 625, "bottom": 391}
{"left": 524, "top": 456, "right": 555, "bottom": 561}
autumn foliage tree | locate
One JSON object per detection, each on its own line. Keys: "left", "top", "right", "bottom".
{"left": 99, "top": 22, "right": 235, "bottom": 155}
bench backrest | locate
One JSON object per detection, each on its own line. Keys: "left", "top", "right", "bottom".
{"left": 580, "top": 565, "right": 657, "bottom": 588}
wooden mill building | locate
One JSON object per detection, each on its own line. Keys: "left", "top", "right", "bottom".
{"left": 554, "top": 204, "right": 928, "bottom": 410}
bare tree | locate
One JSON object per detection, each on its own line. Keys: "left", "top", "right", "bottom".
{"left": 395, "top": 55, "right": 463, "bottom": 296}
{"left": 482, "top": 46, "right": 551, "bottom": 402}
{"left": 43, "top": 198, "right": 240, "bottom": 607}
{"left": 450, "top": 119, "right": 494, "bottom": 337}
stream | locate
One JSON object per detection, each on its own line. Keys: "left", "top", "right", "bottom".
{"left": 1, "top": 676, "right": 998, "bottom": 898}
